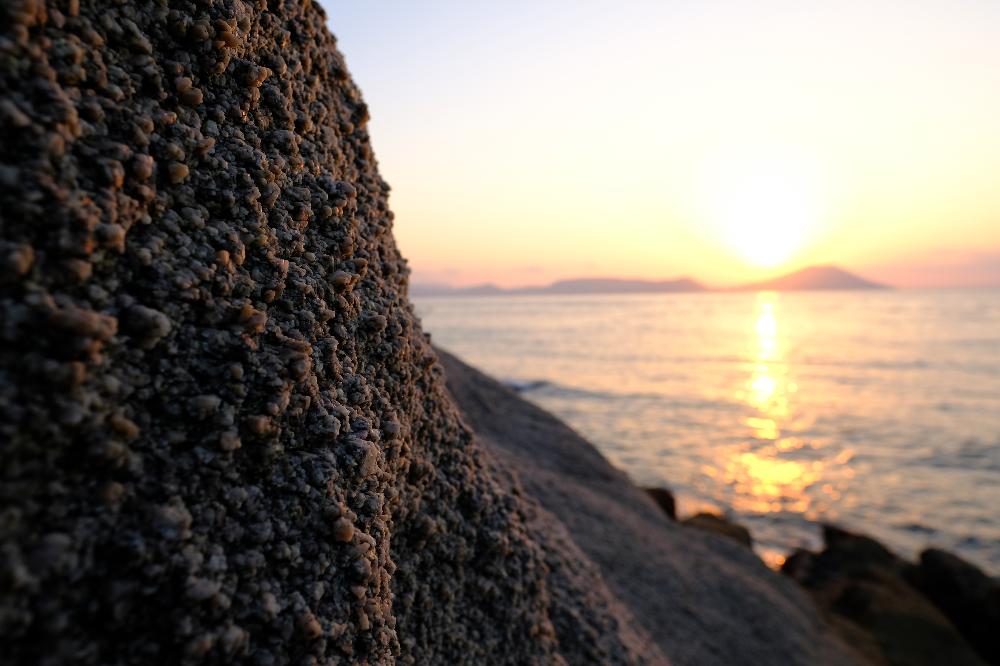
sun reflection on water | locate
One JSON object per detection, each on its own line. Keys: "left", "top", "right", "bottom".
{"left": 723, "top": 292, "right": 820, "bottom": 518}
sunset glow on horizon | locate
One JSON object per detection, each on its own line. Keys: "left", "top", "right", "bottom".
{"left": 697, "top": 146, "right": 827, "bottom": 269}
{"left": 323, "top": 1, "right": 1000, "bottom": 289}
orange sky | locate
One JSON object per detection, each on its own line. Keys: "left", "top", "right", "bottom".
{"left": 323, "top": 1, "right": 1000, "bottom": 288}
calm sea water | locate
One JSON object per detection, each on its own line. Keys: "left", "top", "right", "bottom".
{"left": 414, "top": 289, "right": 1000, "bottom": 572}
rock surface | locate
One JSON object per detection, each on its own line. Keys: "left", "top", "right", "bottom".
{"left": 680, "top": 512, "right": 753, "bottom": 549}
{"left": 783, "top": 525, "right": 992, "bottom": 666}
{"left": 909, "top": 548, "right": 1000, "bottom": 665}
{"left": 643, "top": 487, "right": 677, "bottom": 521}
{"left": 0, "top": 2, "right": 659, "bottom": 663}
{"left": 438, "top": 349, "right": 864, "bottom": 666}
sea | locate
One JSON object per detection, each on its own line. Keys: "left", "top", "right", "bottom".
{"left": 413, "top": 289, "right": 1000, "bottom": 573}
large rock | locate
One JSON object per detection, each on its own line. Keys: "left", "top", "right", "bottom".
{"left": 909, "top": 548, "right": 1000, "bottom": 664}
{"left": 782, "top": 526, "right": 988, "bottom": 666}
{"left": 643, "top": 486, "right": 677, "bottom": 521}
{"left": 680, "top": 512, "right": 753, "bottom": 549}
{"left": 438, "top": 349, "right": 864, "bottom": 666}
{"left": 0, "top": 2, "right": 658, "bottom": 663}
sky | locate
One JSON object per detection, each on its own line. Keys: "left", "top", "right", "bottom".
{"left": 318, "top": 1, "right": 1000, "bottom": 288}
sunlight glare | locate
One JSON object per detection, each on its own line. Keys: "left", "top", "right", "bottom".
{"left": 700, "top": 148, "right": 824, "bottom": 267}
{"left": 722, "top": 292, "right": 822, "bottom": 516}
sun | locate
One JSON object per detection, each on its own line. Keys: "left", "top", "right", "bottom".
{"left": 699, "top": 148, "right": 824, "bottom": 268}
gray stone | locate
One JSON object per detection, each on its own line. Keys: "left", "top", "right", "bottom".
{"left": 0, "top": 2, "right": 655, "bottom": 663}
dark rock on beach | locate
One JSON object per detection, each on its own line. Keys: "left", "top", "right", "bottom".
{"left": 909, "top": 548, "right": 1000, "bottom": 664}
{"left": 643, "top": 486, "right": 677, "bottom": 520}
{"left": 681, "top": 512, "right": 754, "bottom": 549}
{"left": 643, "top": 488, "right": 753, "bottom": 549}
{"left": 439, "top": 349, "right": 863, "bottom": 666}
{"left": 783, "top": 525, "right": 994, "bottom": 666}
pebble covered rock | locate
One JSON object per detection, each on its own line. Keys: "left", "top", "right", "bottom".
{"left": 0, "top": 1, "right": 655, "bottom": 664}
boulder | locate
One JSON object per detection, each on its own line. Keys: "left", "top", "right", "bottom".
{"left": 908, "top": 548, "right": 1000, "bottom": 664}
{"left": 440, "top": 350, "right": 865, "bottom": 666}
{"left": 681, "top": 512, "right": 753, "bottom": 548}
{"left": 643, "top": 487, "right": 677, "bottom": 520}
{"left": 0, "top": 2, "right": 656, "bottom": 663}
{"left": 783, "top": 526, "right": 988, "bottom": 666}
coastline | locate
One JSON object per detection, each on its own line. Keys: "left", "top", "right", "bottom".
{"left": 413, "top": 288, "right": 1000, "bottom": 577}
{"left": 437, "top": 348, "right": 999, "bottom": 666}
{"left": 437, "top": 348, "right": 860, "bottom": 665}
{"left": 3, "top": 2, "right": 994, "bottom": 662}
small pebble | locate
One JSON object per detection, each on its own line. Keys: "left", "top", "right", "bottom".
{"left": 332, "top": 518, "right": 354, "bottom": 542}
{"left": 168, "top": 162, "right": 189, "bottom": 183}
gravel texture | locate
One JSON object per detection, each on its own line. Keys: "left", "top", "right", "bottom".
{"left": 0, "top": 1, "right": 661, "bottom": 663}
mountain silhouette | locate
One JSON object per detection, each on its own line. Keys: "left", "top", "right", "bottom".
{"left": 729, "top": 265, "right": 886, "bottom": 291}
{"left": 411, "top": 266, "right": 886, "bottom": 296}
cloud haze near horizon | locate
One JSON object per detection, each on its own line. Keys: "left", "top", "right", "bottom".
{"left": 320, "top": 0, "right": 1000, "bottom": 289}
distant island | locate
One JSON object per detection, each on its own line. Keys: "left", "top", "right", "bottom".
{"left": 724, "top": 265, "right": 886, "bottom": 292}
{"left": 411, "top": 277, "right": 706, "bottom": 297}
{"left": 411, "top": 265, "right": 887, "bottom": 297}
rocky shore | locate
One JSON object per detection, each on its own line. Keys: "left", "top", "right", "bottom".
{"left": 643, "top": 491, "right": 998, "bottom": 665}
{"left": 783, "top": 525, "right": 999, "bottom": 665}
{"left": 441, "top": 350, "right": 1000, "bottom": 666}
{"left": 438, "top": 350, "right": 858, "bottom": 665}
{"left": 1, "top": 1, "right": 995, "bottom": 664}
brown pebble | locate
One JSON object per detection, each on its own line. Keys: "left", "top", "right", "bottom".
{"left": 132, "top": 154, "right": 154, "bottom": 180}
{"left": 331, "top": 270, "right": 353, "bottom": 292}
{"left": 219, "top": 625, "right": 247, "bottom": 655}
{"left": 332, "top": 517, "right": 355, "bottom": 542}
{"left": 299, "top": 612, "right": 323, "bottom": 639}
{"left": 188, "top": 394, "right": 222, "bottom": 417}
{"left": 190, "top": 21, "right": 211, "bottom": 41}
{"left": 2, "top": 242, "right": 34, "bottom": 279}
{"left": 187, "top": 634, "right": 214, "bottom": 656}
{"left": 238, "top": 304, "right": 267, "bottom": 333}
{"left": 49, "top": 306, "right": 118, "bottom": 341}
{"left": 0, "top": 100, "right": 31, "bottom": 128}
{"left": 219, "top": 431, "right": 241, "bottom": 451}
{"left": 180, "top": 87, "right": 204, "bottom": 107}
{"left": 102, "top": 481, "right": 126, "bottom": 505}
{"left": 164, "top": 142, "right": 185, "bottom": 160}
{"left": 195, "top": 137, "right": 216, "bottom": 156}
{"left": 245, "top": 415, "right": 272, "bottom": 436}
{"left": 168, "top": 162, "right": 189, "bottom": 184}
{"left": 63, "top": 361, "right": 87, "bottom": 387}
{"left": 109, "top": 414, "right": 140, "bottom": 439}
{"left": 49, "top": 134, "right": 66, "bottom": 158}
{"left": 214, "top": 21, "right": 240, "bottom": 48}
{"left": 97, "top": 223, "right": 126, "bottom": 252}
{"left": 63, "top": 259, "right": 94, "bottom": 282}
{"left": 289, "top": 356, "right": 310, "bottom": 380}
